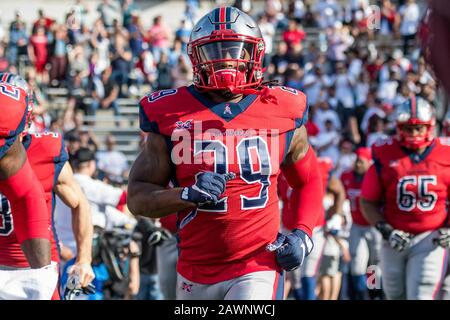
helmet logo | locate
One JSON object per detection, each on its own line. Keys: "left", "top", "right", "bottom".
{"left": 257, "top": 41, "right": 265, "bottom": 52}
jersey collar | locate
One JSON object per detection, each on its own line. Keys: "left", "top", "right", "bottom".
{"left": 186, "top": 85, "right": 258, "bottom": 122}
{"left": 401, "top": 139, "right": 436, "bottom": 164}
{"left": 22, "top": 134, "right": 32, "bottom": 150}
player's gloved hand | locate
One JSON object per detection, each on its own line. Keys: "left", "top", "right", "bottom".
{"left": 266, "top": 229, "right": 314, "bottom": 271}
{"left": 147, "top": 227, "right": 172, "bottom": 246}
{"left": 181, "top": 172, "right": 236, "bottom": 206}
{"left": 433, "top": 228, "right": 450, "bottom": 248}
{"left": 376, "top": 221, "right": 412, "bottom": 252}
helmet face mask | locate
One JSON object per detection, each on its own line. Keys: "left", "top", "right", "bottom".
{"left": 0, "top": 72, "right": 34, "bottom": 134}
{"left": 188, "top": 7, "right": 265, "bottom": 94}
{"left": 395, "top": 95, "right": 436, "bottom": 150}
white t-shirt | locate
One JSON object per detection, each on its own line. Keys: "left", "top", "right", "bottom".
{"left": 96, "top": 150, "right": 129, "bottom": 181}
{"left": 54, "top": 196, "right": 77, "bottom": 254}
{"left": 361, "top": 107, "right": 386, "bottom": 134}
{"left": 74, "top": 174, "right": 134, "bottom": 229}
{"left": 399, "top": 3, "right": 420, "bottom": 36}
{"left": 314, "top": 109, "right": 342, "bottom": 132}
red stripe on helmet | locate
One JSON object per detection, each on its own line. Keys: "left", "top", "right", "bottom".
{"left": 219, "top": 7, "right": 226, "bottom": 30}
{"left": 411, "top": 94, "right": 417, "bottom": 119}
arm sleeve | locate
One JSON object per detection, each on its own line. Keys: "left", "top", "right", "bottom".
{"left": 139, "top": 101, "right": 160, "bottom": 134}
{"left": 360, "top": 164, "right": 383, "bottom": 201}
{"left": 280, "top": 147, "right": 324, "bottom": 237}
{"left": 0, "top": 159, "right": 50, "bottom": 243}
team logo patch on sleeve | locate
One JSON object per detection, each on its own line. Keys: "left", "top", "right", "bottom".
{"left": 147, "top": 89, "right": 178, "bottom": 102}
{"left": 175, "top": 120, "right": 193, "bottom": 130}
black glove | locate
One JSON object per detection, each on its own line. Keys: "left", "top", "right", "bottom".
{"left": 433, "top": 228, "right": 450, "bottom": 248}
{"left": 267, "top": 229, "right": 314, "bottom": 271}
{"left": 376, "top": 221, "right": 412, "bottom": 252}
{"left": 181, "top": 172, "right": 235, "bottom": 205}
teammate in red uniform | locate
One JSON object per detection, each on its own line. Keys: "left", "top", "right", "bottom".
{"left": 0, "top": 74, "right": 94, "bottom": 299}
{"left": 360, "top": 95, "right": 450, "bottom": 300}
{"left": 341, "top": 147, "right": 382, "bottom": 300}
{"left": 281, "top": 156, "right": 345, "bottom": 300}
{"left": 0, "top": 76, "right": 50, "bottom": 271}
{"left": 128, "top": 7, "right": 323, "bottom": 300}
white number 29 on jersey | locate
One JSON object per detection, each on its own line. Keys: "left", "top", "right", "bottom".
{"left": 396, "top": 175, "right": 438, "bottom": 212}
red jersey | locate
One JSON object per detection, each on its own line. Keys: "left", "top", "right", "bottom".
{"left": 279, "top": 156, "right": 332, "bottom": 230}
{"left": 0, "top": 132, "right": 68, "bottom": 267}
{"left": 159, "top": 214, "right": 178, "bottom": 234}
{"left": 140, "top": 85, "right": 308, "bottom": 284}
{"left": 341, "top": 170, "right": 369, "bottom": 226}
{"left": 361, "top": 138, "right": 450, "bottom": 234}
{"left": 0, "top": 83, "right": 28, "bottom": 158}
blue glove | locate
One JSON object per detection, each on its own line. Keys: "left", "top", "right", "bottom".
{"left": 267, "top": 229, "right": 314, "bottom": 271}
{"left": 433, "top": 228, "right": 450, "bottom": 248}
{"left": 181, "top": 172, "right": 235, "bottom": 205}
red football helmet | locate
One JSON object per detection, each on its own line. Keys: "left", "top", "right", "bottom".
{"left": 394, "top": 95, "right": 436, "bottom": 150}
{"left": 187, "top": 6, "right": 265, "bottom": 94}
{"left": 0, "top": 72, "right": 34, "bottom": 134}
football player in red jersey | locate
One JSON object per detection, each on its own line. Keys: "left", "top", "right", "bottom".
{"left": 360, "top": 95, "right": 450, "bottom": 300}
{"left": 0, "top": 76, "right": 52, "bottom": 277}
{"left": 0, "top": 74, "right": 94, "bottom": 300}
{"left": 128, "top": 7, "right": 323, "bottom": 300}
{"left": 341, "top": 147, "right": 382, "bottom": 300}
{"left": 281, "top": 156, "right": 346, "bottom": 300}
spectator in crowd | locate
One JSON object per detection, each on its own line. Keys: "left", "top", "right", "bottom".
{"left": 79, "top": 130, "right": 99, "bottom": 154}
{"left": 32, "top": 8, "right": 55, "bottom": 36}
{"left": 258, "top": 14, "right": 275, "bottom": 69}
{"left": 360, "top": 95, "right": 386, "bottom": 135}
{"left": 28, "top": 26, "right": 49, "bottom": 82}
{"left": 49, "top": 25, "right": 69, "bottom": 87}
{"left": 96, "top": 134, "right": 129, "bottom": 185}
{"left": 171, "top": 55, "right": 192, "bottom": 88}
{"left": 313, "top": 0, "right": 342, "bottom": 29}
{"left": 398, "top": 0, "right": 420, "bottom": 54}
{"left": 156, "top": 52, "right": 173, "bottom": 90}
{"left": 175, "top": 19, "right": 191, "bottom": 53}
{"left": 8, "top": 11, "right": 28, "bottom": 67}
{"left": 68, "top": 44, "right": 90, "bottom": 82}
{"left": 71, "top": 0, "right": 89, "bottom": 28}
{"left": 147, "top": 15, "right": 171, "bottom": 64}
{"left": 122, "top": 0, "right": 138, "bottom": 29}
{"left": 91, "top": 66, "right": 120, "bottom": 122}
{"left": 269, "top": 41, "right": 289, "bottom": 82}
{"left": 168, "top": 38, "right": 186, "bottom": 68}
{"left": 283, "top": 19, "right": 306, "bottom": 51}
{"left": 287, "top": 0, "right": 306, "bottom": 23}
{"left": 379, "top": 0, "right": 399, "bottom": 41}
{"left": 110, "top": 33, "right": 133, "bottom": 97}
{"left": 135, "top": 49, "right": 157, "bottom": 91}
{"left": 334, "top": 140, "right": 357, "bottom": 178}
{"left": 134, "top": 216, "right": 170, "bottom": 300}
{"left": 127, "top": 13, "right": 145, "bottom": 59}
{"left": 365, "top": 114, "right": 389, "bottom": 147}
{"left": 91, "top": 19, "right": 111, "bottom": 76}
{"left": 97, "top": 0, "right": 122, "bottom": 30}
{"left": 311, "top": 118, "right": 341, "bottom": 165}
